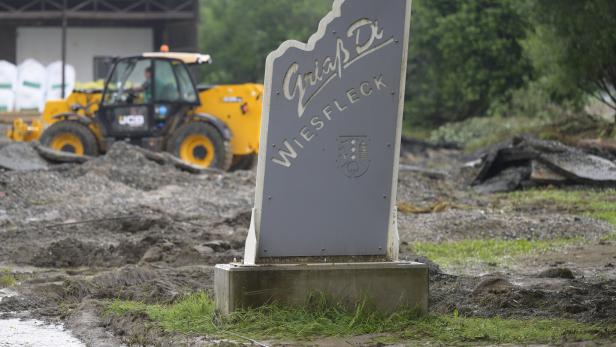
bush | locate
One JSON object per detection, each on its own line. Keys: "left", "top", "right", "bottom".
{"left": 429, "top": 115, "right": 550, "bottom": 150}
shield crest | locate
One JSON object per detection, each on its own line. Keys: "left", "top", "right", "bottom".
{"left": 336, "top": 136, "right": 370, "bottom": 178}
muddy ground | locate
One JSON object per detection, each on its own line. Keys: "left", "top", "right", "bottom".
{"left": 0, "top": 140, "right": 615, "bottom": 346}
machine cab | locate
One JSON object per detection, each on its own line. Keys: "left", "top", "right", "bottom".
{"left": 98, "top": 55, "right": 203, "bottom": 139}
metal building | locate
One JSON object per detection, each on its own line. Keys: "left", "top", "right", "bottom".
{"left": 0, "top": 0, "right": 199, "bottom": 82}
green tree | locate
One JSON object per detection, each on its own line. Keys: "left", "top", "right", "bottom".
{"left": 405, "top": 0, "right": 531, "bottom": 126}
{"left": 524, "top": 0, "right": 616, "bottom": 113}
{"left": 199, "top": 0, "right": 532, "bottom": 129}
{"left": 199, "top": 0, "right": 331, "bottom": 84}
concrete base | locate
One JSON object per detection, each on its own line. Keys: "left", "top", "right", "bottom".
{"left": 214, "top": 261, "right": 428, "bottom": 315}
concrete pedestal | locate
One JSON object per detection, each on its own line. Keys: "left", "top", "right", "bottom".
{"left": 214, "top": 261, "right": 428, "bottom": 315}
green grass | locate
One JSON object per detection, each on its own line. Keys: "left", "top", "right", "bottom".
{"left": 0, "top": 268, "right": 16, "bottom": 288}
{"left": 496, "top": 187, "right": 616, "bottom": 244}
{"left": 105, "top": 293, "right": 614, "bottom": 345}
{"left": 502, "top": 188, "right": 616, "bottom": 227}
{"left": 411, "top": 238, "right": 579, "bottom": 267}
{"left": 408, "top": 189, "right": 616, "bottom": 269}
{"left": 401, "top": 315, "right": 612, "bottom": 344}
{"left": 600, "top": 230, "right": 616, "bottom": 241}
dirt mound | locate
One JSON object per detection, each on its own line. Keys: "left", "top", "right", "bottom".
{"left": 399, "top": 210, "right": 614, "bottom": 243}
{"left": 75, "top": 142, "right": 196, "bottom": 191}
{"left": 431, "top": 273, "right": 616, "bottom": 323}
{"left": 0, "top": 142, "right": 48, "bottom": 171}
{"left": 216, "top": 210, "right": 252, "bottom": 229}
{"left": 60, "top": 265, "right": 214, "bottom": 303}
{"left": 0, "top": 138, "right": 255, "bottom": 270}
{"left": 537, "top": 267, "right": 575, "bottom": 279}
{"left": 31, "top": 237, "right": 153, "bottom": 268}
{"left": 472, "top": 276, "right": 515, "bottom": 295}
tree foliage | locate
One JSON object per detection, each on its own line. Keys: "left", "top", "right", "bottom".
{"left": 199, "top": 0, "right": 331, "bottom": 84}
{"left": 524, "top": 0, "right": 616, "bottom": 112}
{"left": 406, "top": 0, "right": 530, "bottom": 126}
{"left": 197, "top": 0, "right": 615, "bottom": 128}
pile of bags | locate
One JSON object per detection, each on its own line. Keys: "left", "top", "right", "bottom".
{"left": 0, "top": 59, "right": 75, "bottom": 112}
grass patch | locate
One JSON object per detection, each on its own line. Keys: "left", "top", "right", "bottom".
{"left": 0, "top": 268, "right": 16, "bottom": 288}
{"left": 105, "top": 293, "right": 614, "bottom": 345}
{"left": 399, "top": 315, "right": 611, "bottom": 344}
{"left": 428, "top": 113, "right": 614, "bottom": 153}
{"left": 411, "top": 238, "right": 578, "bottom": 267}
{"left": 429, "top": 115, "right": 551, "bottom": 152}
{"left": 402, "top": 125, "right": 433, "bottom": 141}
{"left": 600, "top": 231, "right": 616, "bottom": 242}
{"left": 502, "top": 188, "right": 616, "bottom": 228}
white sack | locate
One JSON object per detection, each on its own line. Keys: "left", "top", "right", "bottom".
{"left": 0, "top": 60, "right": 17, "bottom": 112}
{"left": 15, "top": 59, "right": 46, "bottom": 112}
{"left": 45, "top": 61, "right": 76, "bottom": 100}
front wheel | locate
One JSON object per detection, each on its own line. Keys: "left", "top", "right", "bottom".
{"left": 166, "top": 122, "right": 232, "bottom": 170}
{"left": 39, "top": 120, "right": 99, "bottom": 156}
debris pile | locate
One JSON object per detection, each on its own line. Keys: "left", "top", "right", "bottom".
{"left": 471, "top": 136, "right": 616, "bottom": 193}
{"left": 0, "top": 141, "right": 218, "bottom": 174}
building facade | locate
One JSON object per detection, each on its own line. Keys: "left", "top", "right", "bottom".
{"left": 0, "top": 0, "right": 199, "bottom": 82}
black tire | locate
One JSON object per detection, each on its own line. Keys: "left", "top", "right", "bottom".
{"left": 40, "top": 120, "right": 99, "bottom": 156}
{"left": 230, "top": 154, "right": 258, "bottom": 171}
{"left": 166, "top": 121, "right": 232, "bottom": 170}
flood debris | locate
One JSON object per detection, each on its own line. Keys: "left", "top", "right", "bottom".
{"left": 471, "top": 136, "right": 616, "bottom": 193}
{"left": 398, "top": 200, "right": 454, "bottom": 214}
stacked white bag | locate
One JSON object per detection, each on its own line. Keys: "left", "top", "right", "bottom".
{"left": 45, "top": 61, "right": 75, "bottom": 101}
{"left": 0, "top": 60, "right": 18, "bottom": 112}
{"left": 15, "top": 59, "right": 46, "bottom": 111}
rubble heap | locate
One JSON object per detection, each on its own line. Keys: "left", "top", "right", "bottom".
{"left": 471, "top": 136, "right": 616, "bottom": 193}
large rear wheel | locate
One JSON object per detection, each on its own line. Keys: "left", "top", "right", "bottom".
{"left": 40, "top": 120, "right": 99, "bottom": 156}
{"left": 166, "top": 122, "right": 232, "bottom": 170}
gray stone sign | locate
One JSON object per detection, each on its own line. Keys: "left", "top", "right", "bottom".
{"left": 244, "top": 0, "right": 413, "bottom": 263}
{"left": 215, "top": 0, "right": 427, "bottom": 315}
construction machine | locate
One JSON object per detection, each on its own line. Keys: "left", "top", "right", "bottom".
{"left": 8, "top": 52, "right": 262, "bottom": 170}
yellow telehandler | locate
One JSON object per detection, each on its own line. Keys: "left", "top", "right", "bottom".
{"left": 8, "top": 52, "right": 262, "bottom": 170}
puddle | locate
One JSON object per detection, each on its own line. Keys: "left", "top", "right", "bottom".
{"left": 0, "top": 318, "right": 84, "bottom": 347}
{"left": 1, "top": 281, "right": 84, "bottom": 346}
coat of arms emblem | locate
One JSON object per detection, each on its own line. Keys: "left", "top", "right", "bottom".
{"left": 336, "top": 136, "right": 370, "bottom": 178}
